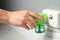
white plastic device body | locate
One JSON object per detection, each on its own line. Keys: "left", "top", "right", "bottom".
{"left": 42, "top": 9, "right": 60, "bottom": 28}
{"left": 42, "top": 9, "right": 60, "bottom": 40}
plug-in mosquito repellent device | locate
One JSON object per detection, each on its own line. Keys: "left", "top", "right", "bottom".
{"left": 42, "top": 9, "right": 60, "bottom": 28}
{"left": 42, "top": 9, "right": 60, "bottom": 40}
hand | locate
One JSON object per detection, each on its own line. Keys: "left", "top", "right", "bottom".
{"left": 8, "top": 10, "right": 44, "bottom": 30}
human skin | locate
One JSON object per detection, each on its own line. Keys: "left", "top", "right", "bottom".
{"left": 0, "top": 9, "right": 44, "bottom": 30}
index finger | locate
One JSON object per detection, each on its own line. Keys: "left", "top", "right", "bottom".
{"left": 29, "top": 11, "right": 45, "bottom": 22}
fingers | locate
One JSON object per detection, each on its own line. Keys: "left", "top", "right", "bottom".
{"left": 29, "top": 11, "right": 45, "bottom": 22}
{"left": 21, "top": 20, "right": 35, "bottom": 30}
{"left": 18, "top": 18, "right": 35, "bottom": 30}
{"left": 26, "top": 20, "right": 35, "bottom": 29}
{"left": 21, "top": 24, "right": 30, "bottom": 30}
{"left": 28, "top": 16, "right": 37, "bottom": 26}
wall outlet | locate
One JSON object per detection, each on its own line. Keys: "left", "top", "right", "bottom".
{"left": 42, "top": 9, "right": 60, "bottom": 28}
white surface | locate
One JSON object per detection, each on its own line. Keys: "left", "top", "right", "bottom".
{"left": 12, "top": 25, "right": 46, "bottom": 40}
{"left": 0, "top": 24, "right": 27, "bottom": 40}
{"left": 0, "top": 24, "right": 46, "bottom": 40}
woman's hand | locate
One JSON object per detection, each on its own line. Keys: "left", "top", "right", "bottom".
{"left": 8, "top": 10, "right": 44, "bottom": 30}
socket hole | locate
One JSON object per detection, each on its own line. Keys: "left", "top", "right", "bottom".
{"left": 49, "top": 15, "right": 53, "bottom": 19}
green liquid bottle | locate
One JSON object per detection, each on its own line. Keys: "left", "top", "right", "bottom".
{"left": 35, "top": 12, "right": 48, "bottom": 33}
